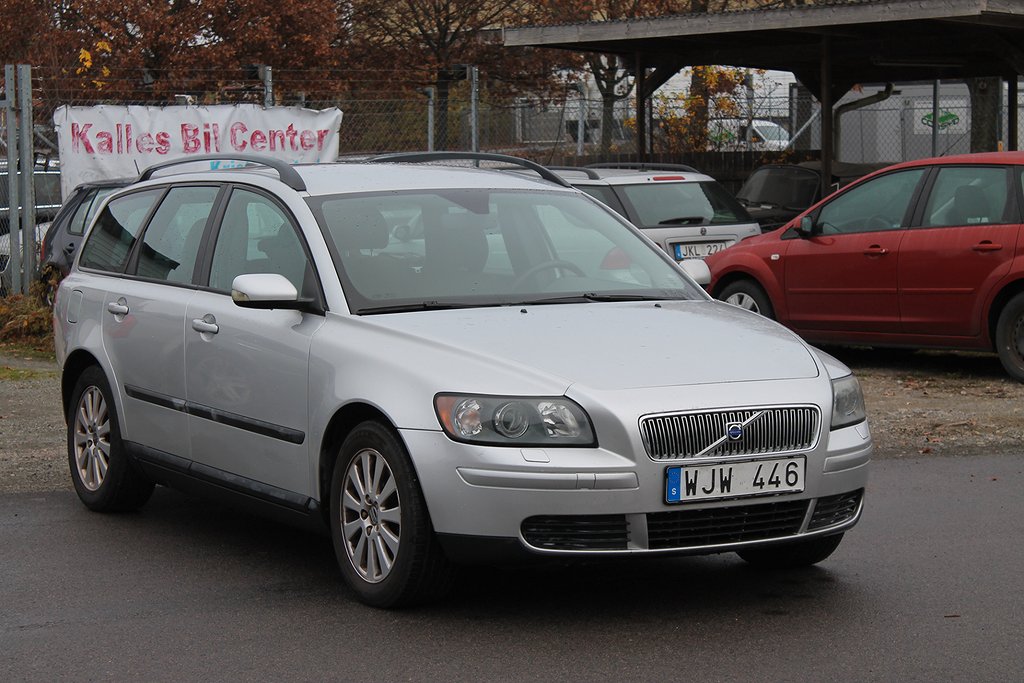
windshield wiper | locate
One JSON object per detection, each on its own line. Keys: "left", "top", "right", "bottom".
{"left": 658, "top": 216, "right": 705, "bottom": 225}
{"left": 356, "top": 301, "right": 489, "bottom": 315}
{"left": 516, "top": 293, "right": 676, "bottom": 305}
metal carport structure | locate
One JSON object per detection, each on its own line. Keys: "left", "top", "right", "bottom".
{"left": 503, "top": 0, "right": 1024, "bottom": 191}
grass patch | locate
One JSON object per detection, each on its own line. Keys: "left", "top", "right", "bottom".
{"left": 0, "top": 365, "right": 58, "bottom": 381}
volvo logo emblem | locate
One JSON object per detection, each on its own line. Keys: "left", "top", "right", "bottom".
{"left": 726, "top": 422, "right": 743, "bottom": 441}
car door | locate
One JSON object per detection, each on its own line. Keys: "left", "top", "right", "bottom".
{"left": 185, "top": 186, "right": 325, "bottom": 497}
{"left": 783, "top": 168, "right": 927, "bottom": 333}
{"left": 90, "top": 185, "right": 219, "bottom": 458}
{"left": 899, "top": 165, "right": 1019, "bottom": 337}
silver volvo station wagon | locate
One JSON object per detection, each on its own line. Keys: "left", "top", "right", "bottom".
{"left": 54, "top": 152, "right": 871, "bottom": 607}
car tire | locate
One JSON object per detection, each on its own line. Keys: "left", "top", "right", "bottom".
{"left": 67, "top": 366, "right": 155, "bottom": 512}
{"left": 736, "top": 533, "right": 844, "bottom": 569}
{"left": 329, "top": 420, "right": 454, "bottom": 608}
{"left": 718, "top": 280, "right": 775, "bottom": 319}
{"left": 995, "top": 293, "right": 1024, "bottom": 382}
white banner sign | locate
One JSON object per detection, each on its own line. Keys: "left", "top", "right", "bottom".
{"left": 53, "top": 104, "right": 343, "bottom": 198}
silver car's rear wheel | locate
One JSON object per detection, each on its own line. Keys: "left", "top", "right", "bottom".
{"left": 340, "top": 447, "right": 402, "bottom": 583}
{"left": 73, "top": 386, "right": 111, "bottom": 491}
{"left": 329, "top": 421, "right": 453, "bottom": 607}
{"left": 66, "top": 366, "right": 154, "bottom": 511}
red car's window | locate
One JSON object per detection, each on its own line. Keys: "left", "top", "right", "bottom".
{"left": 816, "top": 169, "right": 925, "bottom": 234}
{"left": 921, "top": 166, "right": 1009, "bottom": 227}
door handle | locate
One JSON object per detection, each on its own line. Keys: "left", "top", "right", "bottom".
{"left": 191, "top": 315, "right": 219, "bottom": 335}
{"left": 107, "top": 299, "right": 129, "bottom": 316}
{"left": 862, "top": 245, "right": 889, "bottom": 256}
{"left": 972, "top": 241, "right": 1002, "bottom": 252}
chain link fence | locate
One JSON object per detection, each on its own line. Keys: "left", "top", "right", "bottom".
{"left": 3, "top": 63, "right": 1023, "bottom": 292}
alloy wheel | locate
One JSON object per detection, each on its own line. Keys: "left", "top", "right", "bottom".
{"left": 73, "top": 386, "right": 111, "bottom": 491}
{"left": 341, "top": 448, "right": 401, "bottom": 583}
{"left": 726, "top": 292, "right": 761, "bottom": 314}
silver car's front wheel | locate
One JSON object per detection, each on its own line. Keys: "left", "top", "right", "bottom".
{"left": 329, "top": 421, "right": 453, "bottom": 607}
{"left": 73, "top": 386, "right": 111, "bottom": 491}
{"left": 341, "top": 447, "right": 402, "bottom": 583}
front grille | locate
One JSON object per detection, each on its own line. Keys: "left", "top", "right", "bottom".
{"left": 809, "top": 489, "right": 863, "bottom": 529}
{"left": 522, "top": 514, "right": 628, "bottom": 551}
{"left": 646, "top": 499, "right": 808, "bottom": 550}
{"left": 640, "top": 406, "right": 820, "bottom": 460}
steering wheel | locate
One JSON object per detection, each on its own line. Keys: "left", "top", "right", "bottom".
{"left": 512, "top": 260, "right": 586, "bottom": 290}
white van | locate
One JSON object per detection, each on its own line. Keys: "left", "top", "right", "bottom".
{"left": 709, "top": 118, "right": 790, "bottom": 151}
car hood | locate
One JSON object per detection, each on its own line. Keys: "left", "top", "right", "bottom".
{"left": 359, "top": 300, "right": 820, "bottom": 392}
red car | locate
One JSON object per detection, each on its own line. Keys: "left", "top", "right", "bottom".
{"left": 706, "top": 152, "right": 1024, "bottom": 380}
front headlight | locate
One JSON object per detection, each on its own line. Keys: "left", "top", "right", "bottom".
{"left": 434, "top": 394, "right": 596, "bottom": 447}
{"left": 831, "top": 374, "right": 866, "bottom": 430}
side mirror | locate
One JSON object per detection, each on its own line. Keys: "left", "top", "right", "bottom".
{"left": 679, "top": 259, "right": 711, "bottom": 286}
{"left": 231, "top": 273, "right": 300, "bottom": 309}
{"left": 798, "top": 215, "right": 815, "bottom": 236}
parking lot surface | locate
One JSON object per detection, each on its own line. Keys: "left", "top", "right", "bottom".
{"left": 2, "top": 453, "right": 1022, "bottom": 681}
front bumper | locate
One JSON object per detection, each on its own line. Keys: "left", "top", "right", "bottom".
{"left": 400, "top": 420, "right": 870, "bottom": 559}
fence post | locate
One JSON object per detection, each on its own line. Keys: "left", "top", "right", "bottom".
{"left": 470, "top": 66, "right": 479, "bottom": 152}
{"left": 424, "top": 87, "right": 435, "bottom": 151}
{"left": 18, "top": 64, "right": 34, "bottom": 294}
{"left": 262, "top": 65, "right": 273, "bottom": 108}
{"left": 576, "top": 84, "right": 586, "bottom": 157}
{"left": 4, "top": 64, "right": 21, "bottom": 295}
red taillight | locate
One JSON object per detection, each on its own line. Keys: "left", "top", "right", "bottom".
{"left": 651, "top": 175, "right": 685, "bottom": 181}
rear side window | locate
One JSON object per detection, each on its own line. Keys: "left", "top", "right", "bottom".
{"left": 922, "top": 166, "right": 1010, "bottom": 227}
{"left": 79, "top": 189, "right": 162, "bottom": 273}
{"left": 618, "top": 181, "right": 751, "bottom": 227}
{"left": 69, "top": 186, "right": 123, "bottom": 236}
{"left": 134, "top": 186, "right": 219, "bottom": 284}
{"left": 576, "top": 185, "right": 623, "bottom": 213}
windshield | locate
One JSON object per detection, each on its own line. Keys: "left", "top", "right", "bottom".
{"left": 736, "top": 166, "right": 820, "bottom": 210}
{"left": 306, "top": 189, "right": 705, "bottom": 314}
{"left": 617, "top": 180, "right": 752, "bottom": 227}
{"left": 754, "top": 121, "right": 788, "bottom": 142}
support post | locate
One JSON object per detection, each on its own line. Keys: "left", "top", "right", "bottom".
{"left": 18, "top": 64, "right": 34, "bottom": 293}
{"left": 4, "top": 64, "right": 21, "bottom": 295}
{"left": 1009, "top": 77, "right": 1019, "bottom": 152}
{"left": 636, "top": 53, "right": 646, "bottom": 163}
{"left": 819, "top": 37, "right": 833, "bottom": 199}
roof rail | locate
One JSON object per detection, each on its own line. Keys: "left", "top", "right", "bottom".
{"left": 369, "top": 151, "right": 572, "bottom": 188}
{"left": 585, "top": 162, "right": 700, "bottom": 174}
{"left": 546, "top": 165, "right": 601, "bottom": 180}
{"left": 137, "top": 154, "right": 307, "bottom": 191}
